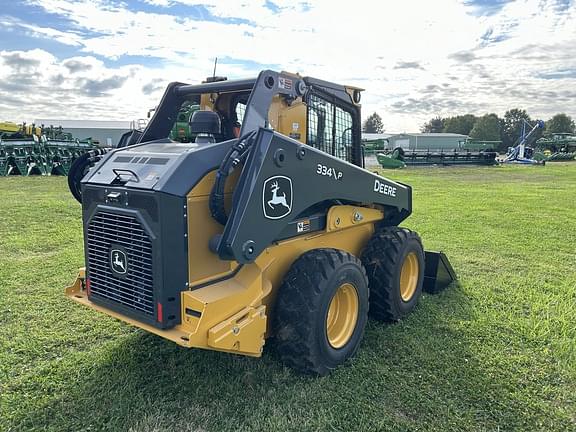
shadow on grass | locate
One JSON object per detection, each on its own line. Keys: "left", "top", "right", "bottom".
{"left": 10, "top": 283, "right": 559, "bottom": 431}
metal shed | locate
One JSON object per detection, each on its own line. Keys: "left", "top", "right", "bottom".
{"left": 34, "top": 119, "right": 133, "bottom": 147}
{"left": 387, "top": 133, "right": 469, "bottom": 151}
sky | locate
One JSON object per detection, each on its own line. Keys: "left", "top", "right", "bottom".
{"left": 0, "top": 0, "right": 575, "bottom": 132}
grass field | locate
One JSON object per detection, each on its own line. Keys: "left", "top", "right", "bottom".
{"left": 1, "top": 164, "right": 575, "bottom": 431}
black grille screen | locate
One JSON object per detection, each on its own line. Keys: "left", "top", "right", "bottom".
{"left": 87, "top": 211, "right": 155, "bottom": 315}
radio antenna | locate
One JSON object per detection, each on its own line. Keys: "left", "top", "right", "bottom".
{"left": 212, "top": 57, "right": 218, "bottom": 78}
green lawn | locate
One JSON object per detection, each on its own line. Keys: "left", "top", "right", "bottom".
{"left": 1, "top": 164, "right": 575, "bottom": 431}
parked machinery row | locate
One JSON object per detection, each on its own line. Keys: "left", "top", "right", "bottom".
{"left": 0, "top": 123, "right": 99, "bottom": 176}
{"left": 363, "top": 137, "right": 498, "bottom": 168}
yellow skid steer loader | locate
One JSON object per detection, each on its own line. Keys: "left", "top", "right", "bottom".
{"left": 66, "top": 70, "right": 455, "bottom": 375}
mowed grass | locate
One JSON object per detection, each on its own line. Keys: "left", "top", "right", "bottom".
{"left": 0, "top": 163, "right": 575, "bottom": 432}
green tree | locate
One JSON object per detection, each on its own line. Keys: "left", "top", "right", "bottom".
{"left": 545, "top": 113, "right": 575, "bottom": 134}
{"left": 420, "top": 116, "right": 446, "bottom": 133}
{"left": 502, "top": 109, "right": 532, "bottom": 148}
{"left": 470, "top": 114, "right": 501, "bottom": 141}
{"left": 362, "top": 112, "right": 384, "bottom": 133}
{"left": 443, "top": 114, "right": 477, "bottom": 135}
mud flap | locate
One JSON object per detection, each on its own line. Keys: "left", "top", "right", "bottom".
{"left": 423, "top": 251, "right": 456, "bottom": 294}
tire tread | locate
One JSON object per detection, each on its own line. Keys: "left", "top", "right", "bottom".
{"left": 361, "top": 226, "right": 423, "bottom": 321}
{"left": 274, "top": 249, "right": 368, "bottom": 375}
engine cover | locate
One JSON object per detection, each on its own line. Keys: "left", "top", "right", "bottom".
{"left": 80, "top": 138, "right": 236, "bottom": 328}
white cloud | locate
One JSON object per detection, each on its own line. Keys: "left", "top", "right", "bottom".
{"left": 2, "top": 0, "right": 575, "bottom": 131}
{"left": 0, "top": 15, "right": 83, "bottom": 46}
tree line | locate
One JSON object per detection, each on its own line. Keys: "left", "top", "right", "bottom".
{"left": 363, "top": 111, "right": 575, "bottom": 152}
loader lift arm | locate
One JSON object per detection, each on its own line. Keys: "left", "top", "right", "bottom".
{"left": 216, "top": 128, "right": 412, "bottom": 263}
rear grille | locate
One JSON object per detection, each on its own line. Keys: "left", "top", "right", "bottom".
{"left": 86, "top": 211, "right": 154, "bottom": 315}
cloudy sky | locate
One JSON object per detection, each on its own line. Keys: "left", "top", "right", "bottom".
{"left": 0, "top": 0, "right": 574, "bottom": 131}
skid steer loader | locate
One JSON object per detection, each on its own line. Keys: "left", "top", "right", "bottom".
{"left": 66, "top": 70, "right": 455, "bottom": 375}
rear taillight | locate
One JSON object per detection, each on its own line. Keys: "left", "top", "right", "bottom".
{"left": 157, "top": 302, "right": 163, "bottom": 323}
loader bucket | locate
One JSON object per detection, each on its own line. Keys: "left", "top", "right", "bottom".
{"left": 423, "top": 251, "right": 456, "bottom": 294}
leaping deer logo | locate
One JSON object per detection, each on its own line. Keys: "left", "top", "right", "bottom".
{"left": 111, "top": 250, "right": 127, "bottom": 274}
{"left": 267, "top": 181, "right": 290, "bottom": 210}
{"left": 263, "top": 176, "right": 293, "bottom": 220}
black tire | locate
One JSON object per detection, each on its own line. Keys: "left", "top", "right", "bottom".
{"left": 361, "top": 226, "right": 424, "bottom": 322}
{"left": 273, "top": 249, "right": 369, "bottom": 375}
{"left": 67, "top": 152, "right": 91, "bottom": 203}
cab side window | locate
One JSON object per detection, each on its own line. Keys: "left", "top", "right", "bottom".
{"left": 335, "top": 105, "right": 353, "bottom": 161}
{"left": 307, "top": 93, "right": 354, "bottom": 163}
{"left": 235, "top": 101, "right": 246, "bottom": 125}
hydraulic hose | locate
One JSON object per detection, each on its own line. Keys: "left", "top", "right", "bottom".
{"left": 209, "top": 130, "right": 257, "bottom": 225}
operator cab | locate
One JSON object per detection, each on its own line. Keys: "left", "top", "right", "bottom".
{"left": 144, "top": 71, "right": 364, "bottom": 166}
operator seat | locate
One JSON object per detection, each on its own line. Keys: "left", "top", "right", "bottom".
{"left": 189, "top": 110, "right": 221, "bottom": 144}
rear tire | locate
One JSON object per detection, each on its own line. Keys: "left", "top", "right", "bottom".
{"left": 273, "top": 249, "right": 369, "bottom": 375}
{"left": 361, "top": 226, "right": 424, "bottom": 322}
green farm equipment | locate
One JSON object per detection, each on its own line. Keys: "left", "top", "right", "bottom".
{"left": 362, "top": 138, "right": 387, "bottom": 155}
{"left": 376, "top": 148, "right": 406, "bottom": 169}
{"left": 1, "top": 122, "right": 44, "bottom": 175}
{"left": 536, "top": 134, "right": 576, "bottom": 162}
{"left": 1, "top": 140, "right": 35, "bottom": 175}
{"left": 0, "top": 122, "right": 100, "bottom": 177}
{"left": 24, "top": 140, "right": 48, "bottom": 175}
{"left": 44, "top": 126, "right": 76, "bottom": 175}
{"left": 169, "top": 102, "right": 201, "bottom": 142}
{"left": 545, "top": 151, "right": 576, "bottom": 161}
{"left": 465, "top": 140, "right": 502, "bottom": 151}
{"left": 44, "top": 142, "right": 69, "bottom": 175}
{"left": 0, "top": 147, "right": 6, "bottom": 176}
{"left": 377, "top": 147, "right": 498, "bottom": 168}
{"left": 365, "top": 136, "right": 499, "bottom": 168}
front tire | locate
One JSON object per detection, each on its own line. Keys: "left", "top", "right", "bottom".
{"left": 361, "top": 227, "right": 425, "bottom": 322}
{"left": 273, "top": 249, "right": 369, "bottom": 375}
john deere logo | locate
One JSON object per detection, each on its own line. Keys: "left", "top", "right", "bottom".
{"left": 110, "top": 249, "right": 128, "bottom": 275}
{"left": 263, "top": 176, "right": 293, "bottom": 220}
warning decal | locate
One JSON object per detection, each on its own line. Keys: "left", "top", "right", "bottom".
{"left": 297, "top": 219, "right": 311, "bottom": 233}
{"left": 278, "top": 77, "right": 293, "bottom": 90}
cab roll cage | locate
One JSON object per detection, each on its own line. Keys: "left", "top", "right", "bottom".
{"left": 138, "top": 70, "right": 362, "bottom": 165}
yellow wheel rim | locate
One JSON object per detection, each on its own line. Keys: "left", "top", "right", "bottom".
{"left": 400, "top": 251, "right": 419, "bottom": 302}
{"left": 326, "top": 283, "right": 359, "bottom": 349}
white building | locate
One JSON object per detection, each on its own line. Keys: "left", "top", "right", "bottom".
{"left": 34, "top": 119, "right": 133, "bottom": 147}
{"left": 362, "top": 133, "right": 394, "bottom": 142}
